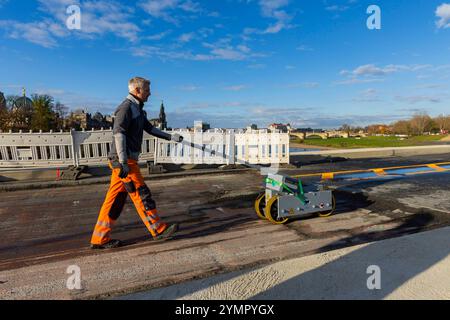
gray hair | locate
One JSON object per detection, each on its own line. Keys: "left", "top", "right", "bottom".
{"left": 128, "top": 77, "right": 150, "bottom": 92}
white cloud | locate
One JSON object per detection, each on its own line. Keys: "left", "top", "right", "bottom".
{"left": 179, "top": 32, "right": 196, "bottom": 42}
{"left": 139, "top": 0, "right": 202, "bottom": 24}
{"left": 0, "top": 20, "right": 60, "bottom": 48}
{"left": 179, "top": 0, "right": 201, "bottom": 13}
{"left": 244, "top": 0, "right": 295, "bottom": 35}
{"left": 336, "top": 78, "right": 385, "bottom": 85}
{"left": 179, "top": 85, "right": 201, "bottom": 91}
{"left": 145, "top": 30, "right": 172, "bottom": 40}
{"left": 338, "top": 64, "right": 434, "bottom": 85}
{"left": 223, "top": 85, "right": 247, "bottom": 91}
{"left": 325, "top": 5, "right": 349, "bottom": 12}
{"left": 285, "top": 82, "right": 320, "bottom": 88}
{"left": 210, "top": 47, "right": 247, "bottom": 60}
{"left": 1, "top": 0, "right": 141, "bottom": 48}
{"left": 395, "top": 95, "right": 443, "bottom": 104}
{"left": 130, "top": 41, "right": 257, "bottom": 61}
{"left": 352, "top": 88, "right": 381, "bottom": 102}
{"left": 247, "top": 63, "right": 266, "bottom": 69}
{"left": 296, "top": 45, "right": 313, "bottom": 51}
{"left": 436, "top": 3, "right": 450, "bottom": 29}
{"left": 341, "top": 64, "right": 398, "bottom": 76}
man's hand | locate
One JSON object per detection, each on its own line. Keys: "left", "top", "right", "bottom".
{"left": 171, "top": 133, "right": 184, "bottom": 143}
{"left": 118, "top": 162, "right": 130, "bottom": 179}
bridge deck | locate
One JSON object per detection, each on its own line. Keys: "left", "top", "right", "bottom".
{"left": 1, "top": 154, "right": 449, "bottom": 299}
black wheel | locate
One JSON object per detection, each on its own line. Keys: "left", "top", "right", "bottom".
{"left": 254, "top": 193, "right": 267, "bottom": 220}
{"left": 318, "top": 194, "right": 336, "bottom": 217}
{"left": 265, "top": 196, "right": 289, "bottom": 224}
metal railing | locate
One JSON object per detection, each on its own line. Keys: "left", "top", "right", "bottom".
{"left": 0, "top": 128, "right": 289, "bottom": 168}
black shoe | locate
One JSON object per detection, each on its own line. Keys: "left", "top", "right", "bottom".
{"left": 90, "top": 239, "right": 122, "bottom": 250}
{"left": 153, "top": 223, "right": 179, "bottom": 241}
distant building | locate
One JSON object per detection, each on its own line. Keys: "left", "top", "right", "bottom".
{"left": 149, "top": 101, "right": 168, "bottom": 129}
{"left": 65, "top": 109, "right": 113, "bottom": 130}
{"left": 268, "top": 123, "right": 292, "bottom": 133}
{"left": 66, "top": 109, "right": 90, "bottom": 129}
{"left": 192, "top": 121, "right": 211, "bottom": 132}
{"left": 295, "top": 128, "right": 325, "bottom": 133}
{"left": 9, "top": 88, "right": 33, "bottom": 130}
{"left": 65, "top": 101, "right": 167, "bottom": 131}
{"left": 13, "top": 89, "right": 33, "bottom": 112}
{"left": 105, "top": 115, "right": 114, "bottom": 124}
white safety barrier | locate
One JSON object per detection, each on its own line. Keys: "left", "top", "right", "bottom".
{"left": 0, "top": 128, "right": 289, "bottom": 168}
{"left": 155, "top": 129, "right": 290, "bottom": 165}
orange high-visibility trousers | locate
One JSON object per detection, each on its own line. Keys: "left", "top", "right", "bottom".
{"left": 91, "top": 159, "right": 167, "bottom": 245}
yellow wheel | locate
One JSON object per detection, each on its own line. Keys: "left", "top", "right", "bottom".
{"left": 254, "top": 192, "right": 267, "bottom": 220}
{"left": 318, "top": 194, "right": 336, "bottom": 217}
{"left": 265, "top": 195, "right": 289, "bottom": 225}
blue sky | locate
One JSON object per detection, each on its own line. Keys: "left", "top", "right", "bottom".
{"left": 0, "top": 0, "right": 449, "bottom": 129}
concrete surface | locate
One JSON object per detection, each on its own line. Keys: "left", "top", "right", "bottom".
{"left": 120, "top": 226, "right": 450, "bottom": 300}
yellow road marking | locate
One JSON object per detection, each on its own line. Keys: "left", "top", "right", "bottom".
{"left": 293, "top": 162, "right": 450, "bottom": 179}
{"left": 373, "top": 168, "right": 386, "bottom": 176}
{"left": 321, "top": 172, "right": 334, "bottom": 180}
{"left": 427, "top": 164, "right": 446, "bottom": 172}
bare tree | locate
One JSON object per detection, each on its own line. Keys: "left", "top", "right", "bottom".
{"left": 0, "top": 92, "right": 7, "bottom": 131}
{"left": 410, "top": 112, "right": 433, "bottom": 135}
{"left": 434, "top": 114, "right": 449, "bottom": 133}
{"left": 339, "top": 124, "right": 351, "bottom": 134}
{"left": 392, "top": 120, "right": 412, "bottom": 135}
{"left": 54, "top": 101, "right": 68, "bottom": 130}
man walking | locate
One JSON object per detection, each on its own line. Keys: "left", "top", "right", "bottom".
{"left": 90, "top": 77, "right": 183, "bottom": 249}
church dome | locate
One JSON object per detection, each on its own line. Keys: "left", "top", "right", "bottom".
{"left": 13, "top": 88, "right": 33, "bottom": 111}
{"left": 14, "top": 96, "right": 33, "bottom": 111}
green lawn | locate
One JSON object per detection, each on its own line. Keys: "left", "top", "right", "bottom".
{"left": 294, "top": 135, "right": 445, "bottom": 149}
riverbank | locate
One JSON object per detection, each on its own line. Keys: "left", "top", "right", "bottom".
{"left": 290, "top": 142, "right": 336, "bottom": 150}
{"left": 292, "top": 135, "right": 449, "bottom": 149}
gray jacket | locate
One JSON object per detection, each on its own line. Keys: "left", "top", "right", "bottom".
{"left": 109, "top": 94, "right": 172, "bottom": 162}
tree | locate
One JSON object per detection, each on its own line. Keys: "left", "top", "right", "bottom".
{"left": 0, "top": 92, "right": 8, "bottom": 131}
{"left": 392, "top": 120, "right": 412, "bottom": 135}
{"left": 410, "top": 112, "right": 433, "bottom": 135}
{"left": 366, "top": 124, "right": 389, "bottom": 135}
{"left": 54, "top": 101, "right": 68, "bottom": 130}
{"left": 92, "top": 112, "right": 104, "bottom": 123}
{"left": 31, "top": 94, "right": 55, "bottom": 131}
{"left": 434, "top": 114, "right": 450, "bottom": 133}
{"left": 0, "top": 92, "right": 6, "bottom": 110}
{"left": 339, "top": 124, "right": 351, "bottom": 134}
{"left": 54, "top": 101, "right": 68, "bottom": 119}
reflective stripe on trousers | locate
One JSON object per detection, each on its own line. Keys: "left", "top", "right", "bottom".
{"left": 90, "top": 159, "right": 168, "bottom": 244}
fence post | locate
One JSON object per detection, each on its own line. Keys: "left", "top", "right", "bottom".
{"left": 228, "top": 131, "right": 235, "bottom": 165}
{"left": 287, "top": 134, "right": 290, "bottom": 164}
{"left": 154, "top": 138, "right": 159, "bottom": 165}
{"left": 70, "top": 129, "right": 79, "bottom": 167}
